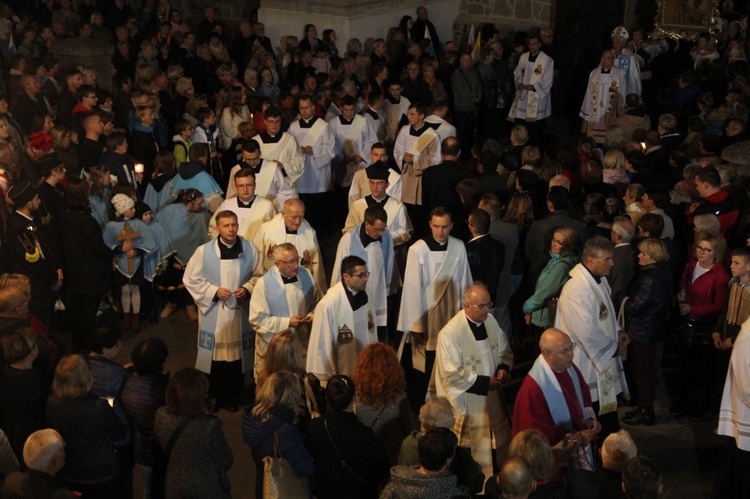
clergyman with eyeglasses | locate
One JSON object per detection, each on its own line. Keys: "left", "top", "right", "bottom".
{"left": 433, "top": 283, "right": 513, "bottom": 490}
{"left": 553, "top": 236, "right": 630, "bottom": 444}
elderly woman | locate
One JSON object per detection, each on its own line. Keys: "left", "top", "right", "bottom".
{"left": 353, "top": 343, "right": 413, "bottom": 465}
{"left": 485, "top": 429, "right": 565, "bottom": 498}
{"left": 397, "top": 397, "right": 484, "bottom": 495}
{"left": 242, "top": 371, "right": 315, "bottom": 499}
{"left": 46, "top": 354, "right": 127, "bottom": 497}
{"left": 674, "top": 231, "right": 730, "bottom": 420}
{"left": 621, "top": 239, "right": 673, "bottom": 426}
{"left": 155, "top": 368, "right": 233, "bottom": 499}
{"left": 522, "top": 227, "right": 580, "bottom": 340}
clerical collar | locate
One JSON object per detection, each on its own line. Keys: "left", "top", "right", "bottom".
{"left": 285, "top": 226, "right": 298, "bottom": 235}
{"left": 344, "top": 285, "right": 368, "bottom": 311}
{"left": 424, "top": 234, "right": 448, "bottom": 251}
{"left": 410, "top": 123, "right": 428, "bottom": 137}
{"left": 237, "top": 196, "right": 255, "bottom": 209}
{"left": 339, "top": 115, "right": 354, "bottom": 125}
{"left": 218, "top": 238, "right": 242, "bottom": 259}
{"left": 601, "top": 68, "right": 611, "bottom": 74}
{"left": 364, "top": 194, "right": 388, "bottom": 207}
{"left": 583, "top": 264, "right": 602, "bottom": 284}
{"left": 365, "top": 108, "right": 379, "bottom": 120}
{"left": 466, "top": 317, "right": 488, "bottom": 341}
{"left": 359, "top": 223, "right": 381, "bottom": 247}
{"left": 299, "top": 116, "right": 317, "bottom": 128}
{"left": 260, "top": 131, "right": 281, "bottom": 143}
{"left": 386, "top": 95, "right": 400, "bottom": 104}
{"left": 281, "top": 273, "right": 298, "bottom": 284}
{"left": 528, "top": 52, "right": 539, "bottom": 62}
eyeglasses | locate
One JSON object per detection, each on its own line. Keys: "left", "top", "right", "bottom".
{"left": 348, "top": 272, "right": 370, "bottom": 278}
{"left": 696, "top": 246, "right": 713, "bottom": 254}
{"left": 546, "top": 343, "right": 577, "bottom": 356}
{"left": 468, "top": 302, "right": 493, "bottom": 311}
{"left": 276, "top": 257, "right": 301, "bottom": 265}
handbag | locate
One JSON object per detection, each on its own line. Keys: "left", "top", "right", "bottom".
{"left": 262, "top": 431, "right": 310, "bottom": 499}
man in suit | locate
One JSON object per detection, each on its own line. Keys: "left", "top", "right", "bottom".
{"left": 478, "top": 193, "right": 519, "bottom": 335}
{"left": 422, "top": 137, "right": 471, "bottom": 224}
{"left": 467, "top": 209, "right": 505, "bottom": 305}
{"left": 609, "top": 216, "right": 637, "bottom": 310}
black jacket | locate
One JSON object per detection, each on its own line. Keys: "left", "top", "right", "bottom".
{"left": 467, "top": 235, "right": 505, "bottom": 303}
{"left": 60, "top": 206, "right": 112, "bottom": 296}
{"left": 625, "top": 262, "right": 674, "bottom": 343}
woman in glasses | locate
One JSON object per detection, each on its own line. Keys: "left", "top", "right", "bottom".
{"left": 673, "top": 230, "right": 729, "bottom": 421}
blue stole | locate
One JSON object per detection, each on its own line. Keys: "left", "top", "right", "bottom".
{"left": 264, "top": 266, "right": 315, "bottom": 317}
{"left": 350, "top": 223, "right": 393, "bottom": 272}
{"left": 196, "top": 237, "right": 256, "bottom": 373}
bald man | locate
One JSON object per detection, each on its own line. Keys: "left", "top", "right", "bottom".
{"left": 513, "top": 328, "right": 601, "bottom": 470}
{"left": 434, "top": 284, "right": 513, "bottom": 488}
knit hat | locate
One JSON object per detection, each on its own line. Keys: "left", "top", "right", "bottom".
{"left": 611, "top": 26, "right": 629, "bottom": 41}
{"left": 112, "top": 193, "right": 135, "bottom": 216}
{"left": 133, "top": 200, "right": 152, "bottom": 220}
{"left": 7, "top": 179, "right": 37, "bottom": 207}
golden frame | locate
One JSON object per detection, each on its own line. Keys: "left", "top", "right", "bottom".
{"left": 652, "top": 0, "right": 721, "bottom": 39}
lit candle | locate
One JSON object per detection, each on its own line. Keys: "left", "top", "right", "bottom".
{"left": 134, "top": 163, "right": 144, "bottom": 174}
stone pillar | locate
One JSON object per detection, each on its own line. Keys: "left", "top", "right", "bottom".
{"left": 49, "top": 38, "right": 114, "bottom": 92}
{"left": 259, "top": 0, "right": 459, "bottom": 54}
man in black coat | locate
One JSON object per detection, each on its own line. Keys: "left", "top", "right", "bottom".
{"left": 12, "top": 75, "right": 48, "bottom": 134}
{"left": 421, "top": 137, "right": 471, "bottom": 223}
{"left": 466, "top": 209, "right": 505, "bottom": 305}
{"left": 1, "top": 428, "right": 77, "bottom": 498}
{"left": 609, "top": 217, "right": 638, "bottom": 311}
{"left": 412, "top": 6, "right": 442, "bottom": 56}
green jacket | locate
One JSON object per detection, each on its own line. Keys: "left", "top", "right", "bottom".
{"left": 522, "top": 251, "right": 578, "bottom": 328}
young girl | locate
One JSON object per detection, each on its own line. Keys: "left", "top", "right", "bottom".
{"left": 103, "top": 194, "right": 157, "bottom": 332}
{"left": 134, "top": 201, "right": 174, "bottom": 322}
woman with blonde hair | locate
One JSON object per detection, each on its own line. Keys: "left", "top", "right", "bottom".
{"left": 353, "top": 343, "right": 413, "bottom": 465}
{"left": 622, "top": 239, "right": 672, "bottom": 426}
{"left": 602, "top": 149, "right": 630, "bottom": 185}
{"left": 623, "top": 183, "right": 646, "bottom": 224}
{"left": 46, "top": 354, "right": 127, "bottom": 497}
{"left": 503, "top": 429, "right": 564, "bottom": 496}
{"left": 242, "top": 371, "right": 315, "bottom": 498}
{"left": 674, "top": 231, "right": 729, "bottom": 420}
{"left": 218, "top": 86, "right": 251, "bottom": 151}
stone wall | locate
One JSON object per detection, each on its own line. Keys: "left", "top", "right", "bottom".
{"left": 454, "top": 0, "right": 555, "bottom": 42}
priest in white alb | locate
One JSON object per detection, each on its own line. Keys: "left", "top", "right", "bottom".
{"left": 307, "top": 255, "right": 377, "bottom": 383}
{"left": 330, "top": 95, "right": 377, "bottom": 191}
{"left": 252, "top": 105, "right": 305, "bottom": 192}
{"left": 249, "top": 242, "right": 319, "bottom": 380}
{"left": 398, "top": 207, "right": 473, "bottom": 412}
{"left": 507, "top": 34, "right": 553, "bottom": 144}
{"left": 253, "top": 197, "right": 327, "bottom": 293}
{"left": 183, "top": 210, "right": 262, "bottom": 412}
{"left": 225, "top": 139, "right": 292, "bottom": 212}
{"left": 288, "top": 94, "right": 335, "bottom": 232}
{"left": 393, "top": 103, "right": 441, "bottom": 208}
{"left": 580, "top": 50, "right": 627, "bottom": 145}
{"left": 435, "top": 284, "right": 513, "bottom": 487}
{"left": 384, "top": 80, "right": 410, "bottom": 145}
{"left": 343, "top": 163, "right": 412, "bottom": 247}
{"left": 331, "top": 205, "right": 394, "bottom": 341}
{"left": 209, "top": 167, "right": 275, "bottom": 241}
{"left": 348, "top": 142, "right": 402, "bottom": 207}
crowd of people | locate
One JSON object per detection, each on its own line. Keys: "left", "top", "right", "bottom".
{"left": 2, "top": 0, "right": 750, "bottom": 498}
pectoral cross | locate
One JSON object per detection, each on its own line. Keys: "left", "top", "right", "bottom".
{"left": 115, "top": 222, "right": 141, "bottom": 273}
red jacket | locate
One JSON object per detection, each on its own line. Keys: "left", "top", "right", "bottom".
{"left": 680, "top": 258, "right": 730, "bottom": 321}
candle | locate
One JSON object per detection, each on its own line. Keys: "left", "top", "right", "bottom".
{"left": 134, "top": 163, "right": 144, "bottom": 174}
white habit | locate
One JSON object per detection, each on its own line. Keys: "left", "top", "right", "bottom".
{"left": 435, "top": 310, "right": 513, "bottom": 486}
{"left": 253, "top": 213, "right": 327, "bottom": 293}
{"left": 252, "top": 130, "right": 305, "bottom": 186}
{"left": 425, "top": 114, "right": 458, "bottom": 143}
{"left": 306, "top": 281, "right": 377, "bottom": 383}
{"left": 330, "top": 114, "right": 377, "bottom": 187}
{"left": 288, "top": 116, "right": 336, "bottom": 194}
{"left": 393, "top": 124, "right": 441, "bottom": 205}
{"left": 579, "top": 65, "right": 627, "bottom": 144}
{"left": 509, "top": 50, "right": 554, "bottom": 122}
{"left": 343, "top": 195, "right": 413, "bottom": 247}
{"left": 718, "top": 318, "right": 750, "bottom": 451}
{"left": 208, "top": 195, "right": 275, "bottom": 241}
{"left": 249, "top": 265, "right": 319, "bottom": 380}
